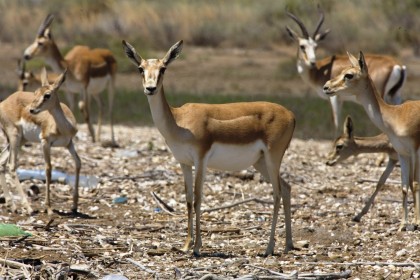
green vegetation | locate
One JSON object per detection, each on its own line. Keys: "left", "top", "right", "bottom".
{"left": 84, "top": 89, "right": 379, "bottom": 140}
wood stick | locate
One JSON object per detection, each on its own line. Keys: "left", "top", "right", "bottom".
{"left": 126, "top": 258, "right": 157, "bottom": 275}
{"left": 202, "top": 197, "right": 273, "bottom": 213}
{"left": 0, "top": 257, "right": 31, "bottom": 269}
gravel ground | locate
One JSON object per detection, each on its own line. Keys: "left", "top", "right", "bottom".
{"left": 0, "top": 124, "right": 419, "bottom": 279}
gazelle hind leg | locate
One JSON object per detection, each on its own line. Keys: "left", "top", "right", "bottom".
{"left": 0, "top": 146, "right": 16, "bottom": 212}
{"left": 398, "top": 155, "right": 410, "bottom": 230}
{"left": 413, "top": 151, "right": 420, "bottom": 225}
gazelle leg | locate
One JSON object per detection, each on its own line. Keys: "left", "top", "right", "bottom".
{"left": 9, "top": 136, "right": 33, "bottom": 214}
{"left": 353, "top": 159, "right": 397, "bottom": 222}
{"left": 180, "top": 163, "right": 194, "bottom": 252}
{"left": 93, "top": 94, "right": 103, "bottom": 143}
{"left": 399, "top": 155, "right": 410, "bottom": 230}
{"left": 68, "top": 141, "right": 81, "bottom": 214}
{"left": 41, "top": 139, "right": 53, "bottom": 215}
{"left": 193, "top": 159, "right": 207, "bottom": 256}
{"left": 107, "top": 80, "right": 116, "bottom": 145}
{"left": 79, "top": 88, "right": 96, "bottom": 142}
{"left": 0, "top": 146, "right": 15, "bottom": 212}
{"left": 413, "top": 151, "right": 420, "bottom": 225}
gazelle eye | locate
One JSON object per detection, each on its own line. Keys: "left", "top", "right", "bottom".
{"left": 44, "top": 94, "right": 51, "bottom": 100}
{"left": 344, "top": 73, "right": 354, "bottom": 80}
{"left": 160, "top": 68, "right": 166, "bottom": 74}
{"left": 38, "top": 42, "right": 44, "bottom": 46}
{"left": 336, "top": 144, "right": 343, "bottom": 151}
{"left": 138, "top": 67, "right": 144, "bottom": 74}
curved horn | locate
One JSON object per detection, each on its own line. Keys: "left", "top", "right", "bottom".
{"left": 313, "top": 10, "right": 325, "bottom": 38}
{"left": 286, "top": 12, "right": 309, "bottom": 39}
{"left": 37, "top": 13, "right": 55, "bottom": 36}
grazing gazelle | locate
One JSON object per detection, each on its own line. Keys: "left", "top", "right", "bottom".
{"left": 286, "top": 11, "right": 406, "bottom": 134}
{"left": 0, "top": 68, "right": 81, "bottom": 215}
{"left": 323, "top": 52, "right": 420, "bottom": 229}
{"left": 327, "top": 115, "right": 398, "bottom": 222}
{"left": 23, "top": 14, "right": 118, "bottom": 146}
{"left": 122, "top": 40, "right": 295, "bottom": 256}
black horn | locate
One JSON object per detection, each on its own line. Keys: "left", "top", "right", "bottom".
{"left": 286, "top": 12, "right": 309, "bottom": 39}
{"left": 37, "top": 13, "right": 55, "bottom": 36}
{"left": 313, "top": 9, "right": 325, "bottom": 38}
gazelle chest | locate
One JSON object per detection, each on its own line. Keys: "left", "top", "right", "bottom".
{"left": 166, "top": 139, "right": 265, "bottom": 171}
{"left": 19, "top": 119, "right": 42, "bottom": 143}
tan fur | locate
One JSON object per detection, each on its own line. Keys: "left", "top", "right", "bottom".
{"left": 123, "top": 40, "right": 295, "bottom": 256}
{"left": 23, "top": 14, "right": 117, "bottom": 145}
{"left": 0, "top": 69, "right": 81, "bottom": 214}
{"left": 324, "top": 52, "right": 420, "bottom": 229}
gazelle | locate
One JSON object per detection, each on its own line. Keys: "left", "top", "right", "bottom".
{"left": 0, "top": 68, "right": 81, "bottom": 215}
{"left": 323, "top": 51, "right": 420, "bottom": 229}
{"left": 122, "top": 40, "right": 295, "bottom": 256}
{"left": 16, "top": 59, "right": 59, "bottom": 92}
{"left": 23, "top": 14, "right": 118, "bottom": 146}
{"left": 326, "top": 115, "right": 398, "bottom": 222}
{"left": 286, "top": 11, "right": 406, "bottom": 134}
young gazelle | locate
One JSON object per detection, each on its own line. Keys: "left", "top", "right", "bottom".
{"left": 122, "top": 40, "right": 295, "bottom": 256}
{"left": 286, "top": 11, "right": 406, "bottom": 134}
{"left": 0, "top": 68, "right": 81, "bottom": 215}
{"left": 323, "top": 52, "right": 420, "bottom": 229}
{"left": 326, "top": 115, "right": 398, "bottom": 222}
{"left": 23, "top": 14, "right": 118, "bottom": 146}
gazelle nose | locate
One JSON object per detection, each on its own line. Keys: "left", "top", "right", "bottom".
{"left": 146, "top": 87, "right": 156, "bottom": 93}
{"left": 323, "top": 85, "right": 329, "bottom": 91}
{"left": 24, "top": 54, "right": 31, "bottom": 60}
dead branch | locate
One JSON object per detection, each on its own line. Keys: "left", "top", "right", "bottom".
{"left": 202, "top": 197, "right": 273, "bottom": 213}
{"left": 151, "top": 191, "right": 176, "bottom": 215}
{"left": 0, "top": 257, "right": 32, "bottom": 269}
{"left": 126, "top": 257, "right": 157, "bottom": 275}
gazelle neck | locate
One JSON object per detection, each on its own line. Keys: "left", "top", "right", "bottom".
{"left": 353, "top": 134, "right": 393, "bottom": 154}
{"left": 356, "top": 78, "right": 391, "bottom": 133}
{"left": 147, "top": 87, "right": 184, "bottom": 141}
{"left": 49, "top": 104, "right": 76, "bottom": 136}
{"left": 45, "top": 43, "right": 67, "bottom": 73}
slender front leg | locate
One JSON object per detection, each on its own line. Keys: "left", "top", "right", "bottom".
{"left": 93, "top": 95, "right": 103, "bottom": 142}
{"left": 399, "top": 155, "right": 410, "bottom": 230}
{"left": 79, "top": 87, "right": 96, "bottom": 142}
{"left": 0, "top": 146, "right": 16, "bottom": 212}
{"left": 41, "top": 139, "right": 53, "bottom": 215}
{"left": 353, "top": 159, "right": 397, "bottom": 222}
{"left": 180, "top": 163, "right": 194, "bottom": 252}
{"left": 68, "top": 141, "right": 81, "bottom": 214}
{"left": 413, "top": 152, "right": 420, "bottom": 225}
{"left": 107, "top": 80, "right": 116, "bottom": 145}
{"left": 193, "top": 159, "right": 207, "bottom": 256}
{"left": 280, "top": 177, "right": 294, "bottom": 253}
{"left": 9, "top": 135, "right": 33, "bottom": 214}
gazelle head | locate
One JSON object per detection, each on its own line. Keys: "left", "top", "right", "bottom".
{"left": 323, "top": 51, "right": 369, "bottom": 98}
{"left": 286, "top": 10, "right": 330, "bottom": 67}
{"left": 29, "top": 68, "right": 66, "bottom": 114}
{"left": 326, "top": 115, "right": 357, "bottom": 166}
{"left": 122, "top": 40, "right": 183, "bottom": 95}
{"left": 23, "top": 14, "right": 55, "bottom": 61}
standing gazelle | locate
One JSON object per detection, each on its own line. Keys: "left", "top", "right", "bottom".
{"left": 122, "top": 40, "right": 295, "bottom": 256}
{"left": 0, "top": 68, "right": 81, "bottom": 215}
{"left": 326, "top": 115, "right": 398, "bottom": 222}
{"left": 23, "top": 14, "right": 117, "bottom": 146}
{"left": 286, "top": 11, "right": 406, "bottom": 134}
{"left": 323, "top": 52, "right": 420, "bottom": 229}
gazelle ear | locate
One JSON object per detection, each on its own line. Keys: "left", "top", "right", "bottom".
{"left": 344, "top": 115, "right": 354, "bottom": 139}
{"left": 162, "top": 40, "right": 183, "bottom": 66}
{"left": 52, "top": 68, "right": 67, "bottom": 90}
{"left": 314, "top": 29, "right": 330, "bottom": 41}
{"left": 347, "top": 51, "right": 359, "bottom": 68}
{"left": 40, "top": 67, "right": 49, "bottom": 86}
{"left": 358, "top": 51, "right": 368, "bottom": 74}
{"left": 285, "top": 26, "right": 300, "bottom": 41}
{"left": 122, "top": 40, "right": 143, "bottom": 66}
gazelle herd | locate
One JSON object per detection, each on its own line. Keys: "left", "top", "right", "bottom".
{"left": 0, "top": 10, "right": 418, "bottom": 256}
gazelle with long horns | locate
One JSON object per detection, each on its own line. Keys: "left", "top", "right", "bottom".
{"left": 286, "top": 10, "right": 406, "bottom": 134}
{"left": 122, "top": 40, "right": 296, "bottom": 256}
{"left": 0, "top": 68, "right": 81, "bottom": 215}
{"left": 323, "top": 52, "right": 420, "bottom": 229}
{"left": 23, "top": 14, "right": 118, "bottom": 146}
{"left": 326, "top": 115, "right": 398, "bottom": 222}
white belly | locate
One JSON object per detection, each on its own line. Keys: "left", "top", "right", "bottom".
{"left": 87, "top": 75, "right": 110, "bottom": 95}
{"left": 168, "top": 140, "right": 265, "bottom": 171}
{"left": 20, "top": 119, "right": 41, "bottom": 143}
